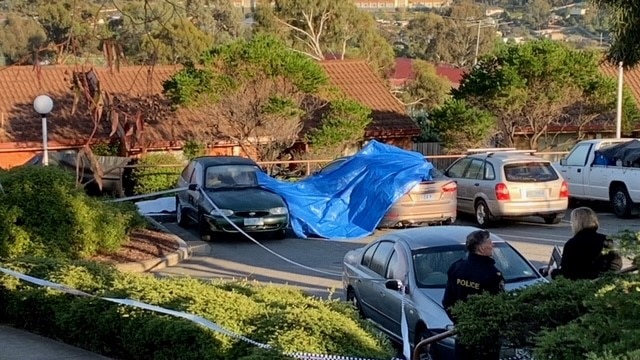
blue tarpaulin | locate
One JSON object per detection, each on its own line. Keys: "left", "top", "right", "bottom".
{"left": 256, "top": 140, "right": 434, "bottom": 240}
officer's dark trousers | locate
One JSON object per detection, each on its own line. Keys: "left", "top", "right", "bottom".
{"left": 455, "top": 342, "right": 499, "bottom": 360}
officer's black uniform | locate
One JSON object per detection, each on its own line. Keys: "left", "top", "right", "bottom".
{"left": 442, "top": 252, "right": 505, "bottom": 360}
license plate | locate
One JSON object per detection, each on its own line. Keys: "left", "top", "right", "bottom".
{"left": 423, "top": 193, "right": 436, "bottom": 201}
{"left": 244, "top": 218, "right": 264, "bottom": 226}
{"left": 526, "top": 189, "right": 545, "bottom": 198}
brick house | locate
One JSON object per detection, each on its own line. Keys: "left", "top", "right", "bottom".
{"left": 0, "top": 61, "right": 418, "bottom": 168}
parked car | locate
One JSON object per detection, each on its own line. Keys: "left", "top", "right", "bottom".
{"left": 342, "top": 225, "right": 545, "bottom": 360}
{"left": 316, "top": 157, "right": 458, "bottom": 227}
{"left": 175, "top": 156, "right": 289, "bottom": 240}
{"left": 556, "top": 138, "right": 640, "bottom": 218}
{"left": 443, "top": 149, "right": 569, "bottom": 227}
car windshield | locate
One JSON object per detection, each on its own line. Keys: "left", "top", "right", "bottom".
{"left": 204, "top": 165, "right": 259, "bottom": 189}
{"left": 503, "top": 162, "right": 559, "bottom": 183}
{"left": 412, "top": 243, "right": 538, "bottom": 288}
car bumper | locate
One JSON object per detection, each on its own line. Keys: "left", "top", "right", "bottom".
{"left": 379, "top": 202, "right": 457, "bottom": 227}
{"left": 488, "top": 199, "right": 568, "bottom": 217}
{"left": 203, "top": 214, "right": 289, "bottom": 233}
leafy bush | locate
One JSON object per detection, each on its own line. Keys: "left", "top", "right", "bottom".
{"left": 131, "top": 153, "right": 183, "bottom": 195}
{"left": 182, "top": 140, "right": 206, "bottom": 160}
{"left": 451, "top": 273, "right": 640, "bottom": 359}
{"left": 0, "top": 166, "right": 143, "bottom": 260}
{"left": 0, "top": 259, "right": 394, "bottom": 360}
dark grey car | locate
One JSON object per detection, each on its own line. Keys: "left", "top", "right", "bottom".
{"left": 176, "top": 156, "right": 289, "bottom": 240}
{"left": 342, "top": 226, "right": 545, "bottom": 359}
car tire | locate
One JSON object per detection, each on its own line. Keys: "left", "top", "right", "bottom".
{"left": 176, "top": 198, "right": 189, "bottom": 227}
{"left": 346, "top": 288, "right": 364, "bottom": 318}
{"left": 610, "top": 185, "right": 636, "bottom": 219}
{"left": 199, "top": 214, "right": 212, "bottom": 242}
{"left": 542, "top": 214, "right": 562, "bottom": 225}
{"left": 474, "top": 200, "right": 494, "bottom": 228}
{"left": 272, "top": 229, "right": 286, "bottom": 240}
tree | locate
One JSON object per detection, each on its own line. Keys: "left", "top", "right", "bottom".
{"left": 453, "top": 40, "right": 639, "bottom": 150}
{"left": 306, "top": 99, "right": 372, "bottom": 158}
{"left": 592, "top": 0, "right": 640, "bottom": 67}
{"left": 185, "top": 0, "right": 245, "bottom": 44}
{"left": 140, "top": 18, "right": 213, "bottom": 64}
{"left": 399, "top": 60, "right": 452, "bottom": 113}
{"left": 404, "top": 11, "right": 497, "bottom": 68}
{"left": 428, "top": 99, "right": 495, "bottom": 153}
{"left": 0, "top": 12, "right": 47, "bottom": 64}
{"left": 253, "top": 0, "right": 395, "bottom": 76}
{"left": 163, "top": 34, "right": 329, "bottom": 161}
{"left": 525, "top": 0, "right": 552, "bottom": 28}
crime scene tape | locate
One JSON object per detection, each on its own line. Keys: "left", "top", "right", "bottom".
{"left": 0, "top": 266, "right": 402, "bottom": 360}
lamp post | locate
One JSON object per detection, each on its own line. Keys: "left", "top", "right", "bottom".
{"left": 33, "top": 95, "right": 54, "bottom": 166}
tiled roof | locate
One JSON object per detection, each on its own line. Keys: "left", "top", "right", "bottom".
{"left": 0, "top": 64, "right": 220, "bottom": 145}
{"left": 390, "top": 57, "right": 465, "bottom": 89}
{"left": 0, "top": 61, "right": 418, "bottom": 145}
{"left": 599, "top": 62, "right": 640, "bottom": 107}
{"left": 318, "top": 60, "right": 419, "bottom": 137}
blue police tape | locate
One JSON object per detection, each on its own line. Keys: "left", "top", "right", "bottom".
{"left": 0, "top": 266, "right": 402, "bottom": 360}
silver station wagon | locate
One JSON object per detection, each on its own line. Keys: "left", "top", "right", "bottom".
{"left": 444, "top": 149, "right": 569, "bottom": 226}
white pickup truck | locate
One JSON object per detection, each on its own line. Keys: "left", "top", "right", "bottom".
{"left": 557, "top": 138, "right": 640, "bottom": 218}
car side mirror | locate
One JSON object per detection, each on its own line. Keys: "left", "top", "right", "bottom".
{"left": 385, "top": 279, "right": 404, "bottom": 291}
{"left": 188, "top": 184, "right": 198, "bottom": 191}
{"left": 559, "top": 159, "right": 566, "bottom": 166}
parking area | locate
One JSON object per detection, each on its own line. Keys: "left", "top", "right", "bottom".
{"left": 155, "top": 205, "right": 639, "bottom": 298}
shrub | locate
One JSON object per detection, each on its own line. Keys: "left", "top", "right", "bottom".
{"left": 0, "top": 166, "right": 143, "bottom": 260}
{"left": 131, "top": 153, "right": 183, "bottom": 195}
{"left": 182, "top": 140, "right": 206, "bottom": 160}
{"left": 0, "top": 259, "right": 394, "bottom": 360}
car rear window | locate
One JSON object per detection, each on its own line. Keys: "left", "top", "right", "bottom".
{"left": 503, "top": 162, "right": 559, "bottom": 183}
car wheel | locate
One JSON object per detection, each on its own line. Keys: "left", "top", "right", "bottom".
{"left": 199, "top": 214, "right": 212, "bottom": 241}
{"left": 610, "top": 185, "right": 635, "bottom": 218}
{"left": 346, "top": 288, "right": 364, "bottom": 318}
{"left": 543, "top": 214, "right": 562, "bottom": 224}
{"left": 414, "top": 327, "right": 436, "bottom": 360}
{"left": 272, "top": 229, "right": 286, "bottom": 240}
{"left": 176, "top": 198, "right": 189, "bottom": 227}
{"left": 474, "top": 200, "right": 493, "bottom": 228}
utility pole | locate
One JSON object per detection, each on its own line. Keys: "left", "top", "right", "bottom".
{"left": 616, "top": 61, "right": 624, "bottom": 139}
{"left": 474, "top": 20, "right": 481, "bottom": 66}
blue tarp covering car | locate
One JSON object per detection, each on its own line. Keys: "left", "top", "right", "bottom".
{"left": 256, "top": 140, "right": 434, "bottom": 239}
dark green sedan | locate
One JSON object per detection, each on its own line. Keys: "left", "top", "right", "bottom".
{"left": 175, "top": 156, "right": 289, "bottom": 240}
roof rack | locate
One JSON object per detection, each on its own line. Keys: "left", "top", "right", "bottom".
{"left": 465, "top": 148, "right": 537, "bottom": 157}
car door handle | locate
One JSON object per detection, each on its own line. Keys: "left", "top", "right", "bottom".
{"left": 577, "top": 169, "right": 581, "bottom": 173}
{"left": 474, "top": 183, "right": 479, "bottom": 186}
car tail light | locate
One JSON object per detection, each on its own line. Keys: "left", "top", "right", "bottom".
{"left": 495, "top": 183, "right": 510, "bottom": 201}
{"left": 560, "top": 181, "right": 569, "bottom": 198}
{"left": 441, "top": 181, "right": 457, "bottom": 192}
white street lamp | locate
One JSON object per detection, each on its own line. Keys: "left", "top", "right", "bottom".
{"left": 33, "top": 95, "right": 54, "bottom": 166}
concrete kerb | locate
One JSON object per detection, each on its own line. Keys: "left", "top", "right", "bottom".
{"left": 114, "top": 215, "right": 193, "bottom": 273}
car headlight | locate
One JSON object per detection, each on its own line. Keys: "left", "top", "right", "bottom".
{"left": 211, "top": 209, "right": 234, "bottom": 216}
{"left": 269, "top": 207, "right": 288, "bottom": 215}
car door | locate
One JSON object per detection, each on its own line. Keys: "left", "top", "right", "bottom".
{"left": 358, "top": 241, "right": 395, "bottom": 331}
{"left": 185, "top": 163, "right": 204, "bottom": 220}
{"left": 559, "top": 143, "right": 592, "bottom": 197}
{"left": 177, "top": 161, "right": 195, "bottom": 212}
{"left": 376, "top": 243, "right": 414, "bottom": 339}
{"left": 444, "top": 158, "right": 473, "bottom": 213}
{"left": 463, "top": 159, "right": 486, "bottom": 204}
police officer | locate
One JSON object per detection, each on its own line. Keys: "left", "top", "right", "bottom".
{"left": 442, "top": 229, "right": 505, "bottom": 360}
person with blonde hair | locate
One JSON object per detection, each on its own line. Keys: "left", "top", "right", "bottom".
{"left": 553, "top": 207, "right": 622, "bottom": 280}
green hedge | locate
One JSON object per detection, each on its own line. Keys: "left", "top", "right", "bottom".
{"left": 0, "top": 259, "right": 394, "bottom": 360}
{"left": 451, "top": 274, "right": 640, "bottom": 360}
{"left": 0, "top": 166, "right": 144, "bottom": 260}
{"left": 131, "top": 153, "right": 183, "bottom": 195}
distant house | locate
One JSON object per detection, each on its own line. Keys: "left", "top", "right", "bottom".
{"left": 390, "top": 57, "right": 466, "bottom": 89}
{"left": 0, "top": 61, "right": 418, "bottom": 168}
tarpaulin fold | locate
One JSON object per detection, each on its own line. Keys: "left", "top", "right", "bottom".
{"left": 257, "top": 140, "right": 433, "bottom": 239}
